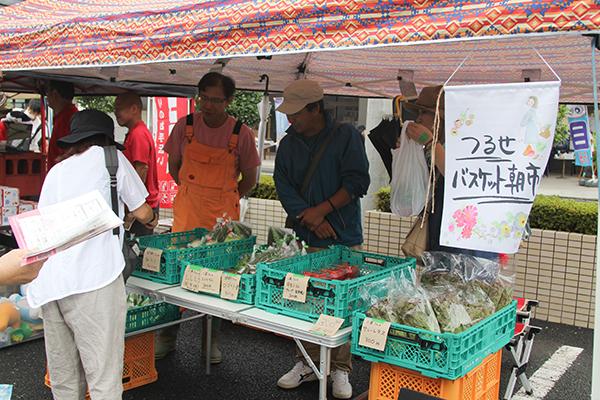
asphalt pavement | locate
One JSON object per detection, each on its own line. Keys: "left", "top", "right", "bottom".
{"left": 0, "top": 315, "right": 594, "bottom": 400}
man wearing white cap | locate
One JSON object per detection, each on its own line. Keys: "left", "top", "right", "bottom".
{"left": 273, "top": 80, "right": 370, "bottom": 399}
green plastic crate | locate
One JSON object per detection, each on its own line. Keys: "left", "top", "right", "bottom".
{"left": 132, "top": 228, "right": 256, "bottom": 284}
{"left": 179, "top": 243, "right": 258, "bottom": 304}
{"left": 125, "top": 301, "right": 181, "bottom": 333}
{"left": 351, "top": 301, "right": 517, "bottom": 380}
{"left": 255, "top": 246, "right": 415, "bottom": 327}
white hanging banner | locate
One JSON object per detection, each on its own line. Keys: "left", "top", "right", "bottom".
{"left": 441, "top": 81, "right": 560, "bottom": 254}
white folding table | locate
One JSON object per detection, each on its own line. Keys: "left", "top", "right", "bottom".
{"left": 126, "top": 277, "right": 352, "bottom": 400}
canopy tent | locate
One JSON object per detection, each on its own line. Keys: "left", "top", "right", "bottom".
{"left": 1, "top": 1, "right": 600, "bottom": 399}
{"left": 0, "top": 1, "right": 599, "bottom": 102}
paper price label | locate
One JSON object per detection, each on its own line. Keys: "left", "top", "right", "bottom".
{"left": 142, "top": 248, "right": 162, "bottom": 272}
{"left": 197, "top": 268, "right": 223, "bottom": 295}
{"left": 181, "top": 265, "right": 201, "bottom": 292}
{"left": 220, "top": 273, "right": 241, "bottom": 301}
{"left": 310, "top": 314, "right": 344, "bottom": 337}
{"left": 358, "top": 317, "right": 391, "bottom": 352}
{"left": 282, "top": 273, "right": 310, "bottom": 303}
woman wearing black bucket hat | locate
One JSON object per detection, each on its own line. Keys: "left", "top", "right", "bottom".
{"left": 25, "top": 109, "right": 157, "bottom": 399}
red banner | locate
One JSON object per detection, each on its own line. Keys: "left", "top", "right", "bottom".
{"left": 153, "top": 97, "right": 189, "bottom": 208}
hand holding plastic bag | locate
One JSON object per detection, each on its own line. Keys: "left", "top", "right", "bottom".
{"left": 390, "top": 121, "right": 429, "bottom": 216}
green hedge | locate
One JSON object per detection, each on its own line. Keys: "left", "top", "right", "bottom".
{"left": 374, "top": 187, "right": 597, "bottom": 235}
{"left": 528, "top": 195, "right": 597, "bottom": 235}
{"left": 248, "top": 175, "right": 279, "bottom": 200}
{"left": 376, "top": 187, "right": 391, "bottom": 213}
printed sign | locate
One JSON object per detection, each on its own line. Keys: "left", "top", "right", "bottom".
{"left": 358, "top": 317, "right": 391, "bottom": 352}
{"left": 152, "top": 97, "right": 190, "bottom": 208}
{"left": 220, "top": 273, "right": 241, "bottom": 301}
{"left": 142, "top": 248, "right": 162, "bottom": 272}
{"left": 567, "top": 104, "right": 593, "bottom": 167}
{"left": 310, "top": 314, "right": 345, "bottom": 336}
{"left": 441, "top": 81, "right": 560, "bottom": 254}
{"left": 282, "top": 273, "right": 310, "bottom": 303}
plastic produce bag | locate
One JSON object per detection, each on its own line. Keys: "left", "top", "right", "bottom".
{"left": 421, "top": 251, "right": 515, "bottom": 311}
{"left": 362, "top": 270, "right": 440, "bottom": 333}
{"left": 421, "top": 274, "right": 473, "bottom": 334}
{"left": 472, "top": 254, "right": 515, "bottom": 310}
{"left": 420, "top": 251, "right": 500, "bottom": 332}
{"left": 390, "top": 121, "right": 429, "bottom": 217}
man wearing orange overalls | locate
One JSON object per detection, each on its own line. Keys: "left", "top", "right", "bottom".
{"left": 162, "top": 72, "right": 260, "bottom": 360}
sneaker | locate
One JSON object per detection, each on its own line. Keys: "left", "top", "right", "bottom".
{"left": 331, "top": 369, "right": 352, "bottom": 399}
{"left": 277, "top": 361, "right": 317, "bottom": 389}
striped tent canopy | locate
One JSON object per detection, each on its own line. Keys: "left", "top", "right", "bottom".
{"left": 0, "top": 0, "right": 599, "bottom": 102}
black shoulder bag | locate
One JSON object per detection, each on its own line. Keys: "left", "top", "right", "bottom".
{"left": 285, "top": 124, "right": 340, "bottom": 228}
{"left": 104, "top": 146, "right": 141, "bottom": 282}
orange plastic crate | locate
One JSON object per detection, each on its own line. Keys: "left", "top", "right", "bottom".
{"left": 45, "top": 332, "right": 157, "bottom": 397}
{"left": 368, "top": 350, "right": 501, "bottom": 400}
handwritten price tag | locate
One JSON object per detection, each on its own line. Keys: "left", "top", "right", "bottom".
{"left": 181, "top": 265, "right": 201, "bottom": 292}
{"left": 142, "top": 248, "right": 162, "bottom": 272}
{"left": 197, "top": 268, "right": 223, "bottom": 295}
{"left": 282, "top": 273, "right": 310, "bottom": 303}
{"left": 358, "top": 317, "right": 391, "bottom": 352}
{"left": 220, "top": 273, "right": 241, "bottom": 301}
{"left": 310, "top": 314, "right": 344, "bottom": 336}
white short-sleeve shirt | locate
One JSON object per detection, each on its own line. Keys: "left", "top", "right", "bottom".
{"left": 26, "top": 146, "right": 148, "bottom": 308}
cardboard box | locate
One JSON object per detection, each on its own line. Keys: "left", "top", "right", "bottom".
{"left": 18, "top": 200, "right": 37, "bottom": 214}
{"left": 0, "top": 186, "right": 19, "bottom": 208}
{"left": 0, "top": 206, "right": 17, "bottom": 226}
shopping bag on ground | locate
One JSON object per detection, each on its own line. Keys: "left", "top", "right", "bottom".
{"left": 390, "top": 121, "right": 428, "bottom": 217}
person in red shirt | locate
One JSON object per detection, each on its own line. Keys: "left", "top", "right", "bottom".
{"left": 0, "top": 109, "right": 9, "bottom": 140}
{"left": 0, "top": 120, "right": 6, "bottom": 141}
{"left": 46, "top": 81, "right": 78, "bottom": 169}
{"left": 115, "top": 92, "right": 160, "bottom": 236}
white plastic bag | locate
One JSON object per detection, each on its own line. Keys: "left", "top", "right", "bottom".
{"left": 390, "top": 121, "right": 429, "bottom": 217}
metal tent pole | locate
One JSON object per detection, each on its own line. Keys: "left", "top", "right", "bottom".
{"left": 256, "top": 74, "right": 271, "bottom": 180}
{"left": 591, "top": 34, "right": 600, "bottom": 400}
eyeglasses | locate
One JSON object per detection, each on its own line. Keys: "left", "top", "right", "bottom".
{"left": 198, "top": 94, "right": 227, "bottom": 105}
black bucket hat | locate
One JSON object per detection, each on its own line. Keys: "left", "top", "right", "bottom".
{"left": 58, "top": 109, "right": 124, "bottom": 150}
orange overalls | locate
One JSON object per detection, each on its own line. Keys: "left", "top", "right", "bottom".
{"left": 172, "top": 115, "right": 242, "bottom": 232}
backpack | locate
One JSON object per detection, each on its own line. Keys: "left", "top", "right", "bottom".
{"left": 103, "top": 145, "right": 140, "bottom": 281}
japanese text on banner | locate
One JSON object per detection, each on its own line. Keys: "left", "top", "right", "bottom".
{"left": 441, "top": 81, "right": 560, "bottom": 254}
{"left": 152, "top": 97, "right": 189, "bottom": 208}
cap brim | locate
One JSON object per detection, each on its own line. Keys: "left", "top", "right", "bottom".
{"left": 276, "top": 100, "right": 307, "bottom": 115}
